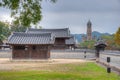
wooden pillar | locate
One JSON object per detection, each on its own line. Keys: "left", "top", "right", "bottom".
{"left": 29, "top": 45, "right": 32, "bottom": 59}
{"left": 12, "top": 45, "right": 14, "bottom": 59}
{"left": 48, "top": 46, "right": 50, "bottom": 58}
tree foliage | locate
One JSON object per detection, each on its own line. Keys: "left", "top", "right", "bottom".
{"left": 101, "top": 35, "right": 114, "bottom": 49}
{"left": 0, "top": 0, "right": 56, "bottom": 27}
{"left": 101, "top": 34, "right": 120, "bottom": 50}
{"left": 80, "top": 40, "right": 96, "bottom": 49}
{"left": 80, "top": 33, "right": 120, "bottom": 50}
{"left": 0, "top": 21, "right": 11, "bottom": 40}
{"left": 115, "top": 27, "right": 120, "bottom": 45}
{"left": 10, "top": 25, "right": 27, "bottom": 32}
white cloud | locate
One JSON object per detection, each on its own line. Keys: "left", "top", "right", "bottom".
{"left": 0, "top": 8, "right": 13, "bottom": 23}
{"left": 0, "top": 1, "right": 119, "bottom": 34}
{"left": 40, "top": 11, "right": 120, "bottom": 34}
{"left": 0, "top": 14, "right": 13, "bottom": 23}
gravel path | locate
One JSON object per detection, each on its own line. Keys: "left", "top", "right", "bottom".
{"left": 0, "top": 58, "right": 93, "bottom": 71}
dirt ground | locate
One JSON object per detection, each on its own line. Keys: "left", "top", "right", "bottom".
{"left": 0, "top": 58, "right": 94, "bottom": 71}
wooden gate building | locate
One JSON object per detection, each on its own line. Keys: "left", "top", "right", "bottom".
{"left": 8, "top": 33, "right": 54, "bottom": 59}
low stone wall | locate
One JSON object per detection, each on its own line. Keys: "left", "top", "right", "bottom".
{"left": 99, "top": 53, "right": 120, "bottom": 73}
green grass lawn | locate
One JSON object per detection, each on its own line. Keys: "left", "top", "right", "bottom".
{"left": 0, "top": 62, "right": 119, "bottom": 80}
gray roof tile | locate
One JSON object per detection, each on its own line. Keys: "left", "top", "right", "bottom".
{"left": 8, "top": 32, "right": 54, "bottom": 45}
{"left": 66, "top": 36, "right": 75, "bottom": 45}
{"left": 26, "top": 28, "right": 70, "bottom": 38}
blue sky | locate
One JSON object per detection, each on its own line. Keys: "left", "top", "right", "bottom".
{"left": 0, "top": 0, "right": 120, "bottom": 34}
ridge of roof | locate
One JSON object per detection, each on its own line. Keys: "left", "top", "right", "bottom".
{"left": 13, "top": 32, "right": 51, "bottom": 35}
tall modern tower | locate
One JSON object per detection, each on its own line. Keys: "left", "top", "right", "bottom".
{"left": 87, "top": 20, "right": 92, "bottom": 40}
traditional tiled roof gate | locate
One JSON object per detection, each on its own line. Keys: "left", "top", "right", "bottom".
{"left": 8, "top": 28, "right": 75, "bottom": 59}
{"left": 8, "top": 32, "right": 54, "bottom": 59}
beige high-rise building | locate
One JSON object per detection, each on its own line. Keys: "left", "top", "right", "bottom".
{"left": 82, "top": 20, "right": 96, "bottom": 42}
{"left": 87, "top": 20, "right": 92, "bottom": 40}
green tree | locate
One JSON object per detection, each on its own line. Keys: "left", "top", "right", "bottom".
{"left": 0, "top": 0, "right": 56, "bottom": 28}
{"left": 10, "top": 25, "right": 27, "bottom": 32}
{"left": 0, "top": 21, "right": 11, "bottom": 41}
{"left": 115, "top": 27, "right": 120, "bottom": 45}
{"left": 80, "top": 40, "right": 96, "bottom": 49}
{"left": 101, "top": 35, "right": 113, "bottom": 49}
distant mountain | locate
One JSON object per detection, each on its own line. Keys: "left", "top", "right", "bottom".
{"left": 92, "top": 31, "right": 111, "bottom": 39}
{"left": 72, "top": 31, "right": 111, "bottom": 43}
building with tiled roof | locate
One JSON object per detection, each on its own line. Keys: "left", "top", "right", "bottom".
{"left": 65, "top": 36, "right": 76, "bottom": 49}
{"left": 8, "top": 28, "right": 76, "bottom": 59}
{"left": 8, "top": 32, "right": 54, "bottom": 59}
{"left": 26, "top": 28, "right": 72, "bottom": 49}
